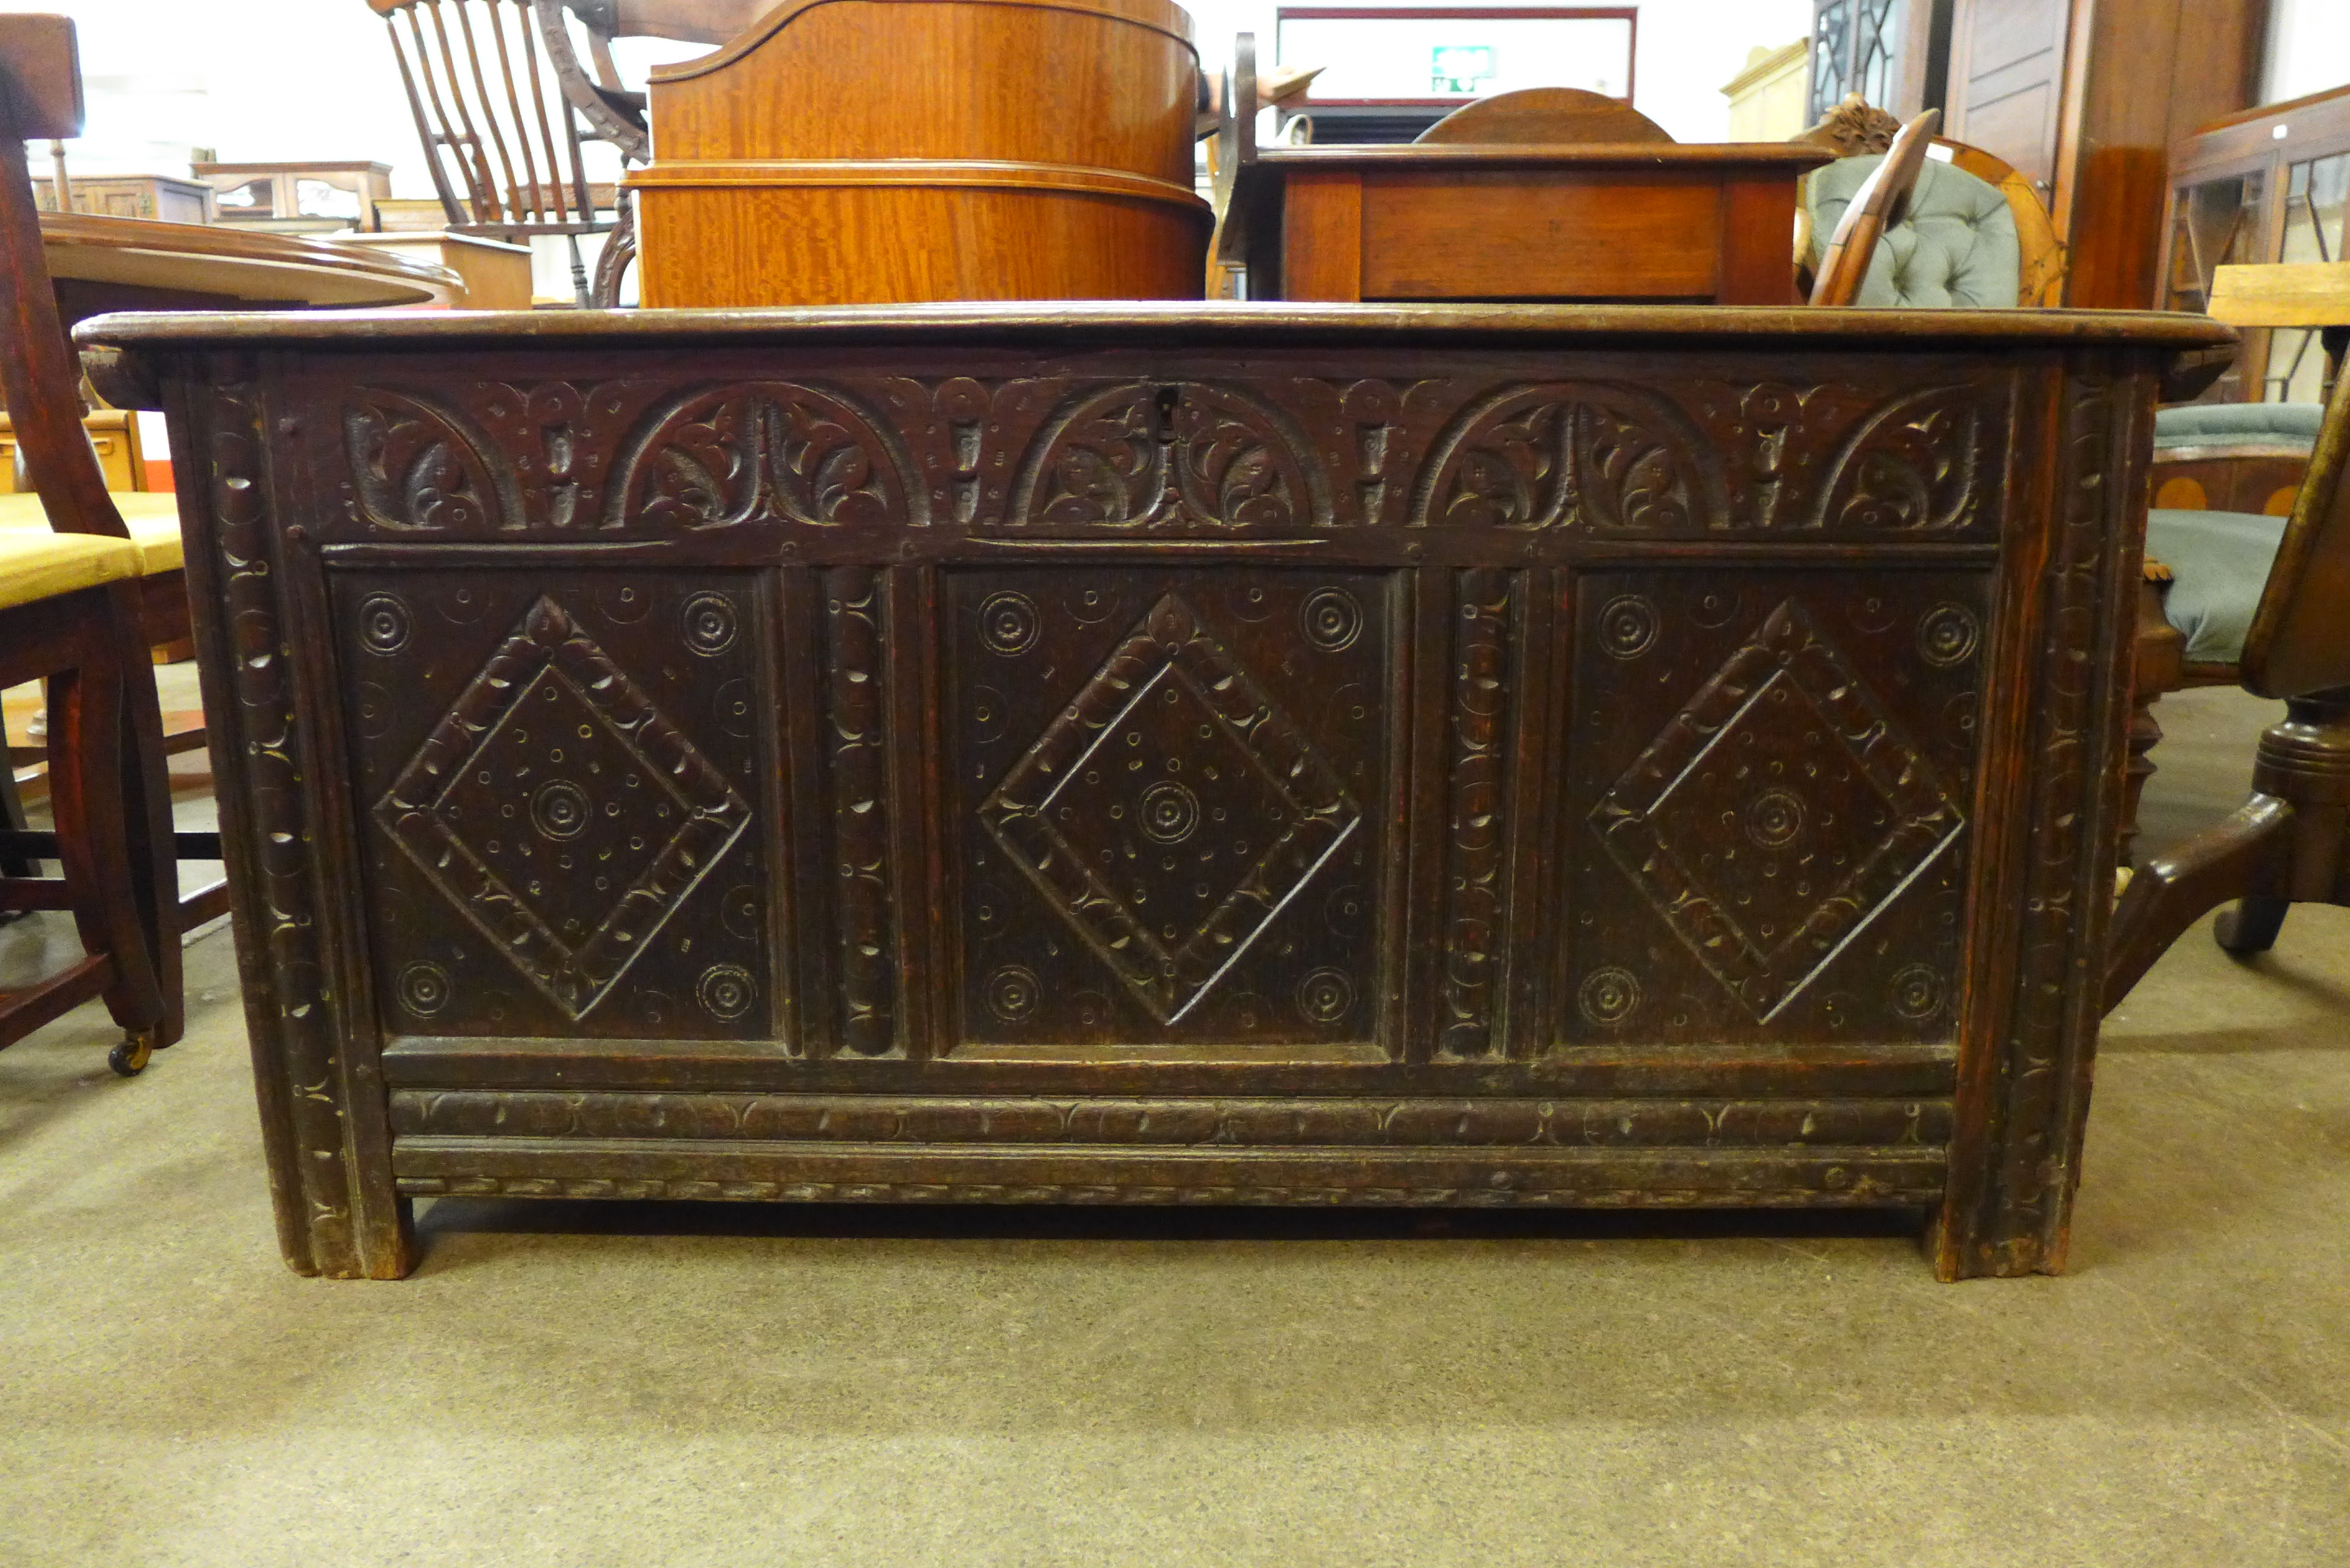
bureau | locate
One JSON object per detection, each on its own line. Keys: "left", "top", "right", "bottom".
{"left": 82, "top": 303, "right": 2227, "bottom": 1280}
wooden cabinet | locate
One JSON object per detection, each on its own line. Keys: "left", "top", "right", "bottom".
{"left": 0, "top": 408, "right": 145, "bottom": 493}
{"left": 1807, "top": 0, "right": 1948, "bottom": 122}
{"left": 2158, "top": 86, "right": 2350, "bottom": 403}
{"left": 1937, "top": 0, "right": 2265, "bottom": 307}
{"left": 191, "top": 162, "right": 393, "bottom": 233}
{"left": 34, "top": 174, "right": 214, "bottom": 225}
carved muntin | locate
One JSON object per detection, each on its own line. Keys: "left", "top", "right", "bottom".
{"left": 135, "top": 324, "right": 2189, "bottom": 1279}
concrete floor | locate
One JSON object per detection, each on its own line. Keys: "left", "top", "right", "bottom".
{"left": 1, "top": 684, "right": 2345, "bottom": 1566}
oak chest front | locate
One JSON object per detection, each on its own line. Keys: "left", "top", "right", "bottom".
{"left": 85, "top": 303, "right": 2227, "bottom": 1279}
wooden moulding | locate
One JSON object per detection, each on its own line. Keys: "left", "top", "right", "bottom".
{"left": 2206, "top": 262, "right": 2350, "bottom": 329}
{"left": 80, "top": 304, "right": 2224, "bottom": 1281}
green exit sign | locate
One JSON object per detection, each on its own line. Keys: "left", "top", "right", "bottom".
{"left": 1431, "top": 45, "right": 1496, "bottom": 94}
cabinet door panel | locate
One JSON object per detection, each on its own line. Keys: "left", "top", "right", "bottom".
{"left": 1948, "top": 0, "right": 2068, "bottom": 189}
{"left": 335, "top": 570, "right": 779, "bottom": 1042}
{"left": 1558, "top": 569, "right": 1989, "bottom": 1048}
{"left": 946, "top": 568, "right": 1400, "bottom": 1055}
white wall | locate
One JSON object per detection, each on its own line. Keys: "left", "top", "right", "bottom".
{"left": 2263, "top": 0, "right": 2350, "bottom": 106}
{"left": 1, "top": 0, "right": 703, "bottom": 195}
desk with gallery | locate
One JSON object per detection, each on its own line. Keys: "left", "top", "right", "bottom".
{"left": 12, "top": 0, "right": 2333, "bottom": 1286}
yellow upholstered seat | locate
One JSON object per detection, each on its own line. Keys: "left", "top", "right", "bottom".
{"left": 0, "top": 528, "right": 140, "bottom": 612}
{"left": 0, "top": 490, "right": 184, "bottom": 575}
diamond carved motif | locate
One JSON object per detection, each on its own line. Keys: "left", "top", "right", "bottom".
{"left": 375, "top": 596, "right": 751, "bottom": 1020}
{"left": 980, "top": 593, "right": 1362, "bottom": 1024}
{"left": 1590, "top": 598, "right": 1963, "bottom": 1022}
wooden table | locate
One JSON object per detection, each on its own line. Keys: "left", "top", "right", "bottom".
{"left": 41, "top": 212, "right": 459, "bottom": 329}
{"left": 1224, "top": 144, "right": 1833, "bottom": 303}
{"left": 81, "top": 302, "right": 2227, "bottom": 1282}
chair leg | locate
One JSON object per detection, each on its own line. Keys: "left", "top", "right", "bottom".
{"left": 112, "top": 587, "right": 184, "bottom": 1048}
{"left": 2103, "top": 794, "right": 2296, "bottom": 1012}
{"left": 2120, "top": 688, "right": 2165, "bottom": 870}
{"left": 0, "top": 707, "right": 36, "bottom": 885}
{"left": 2214, "top": 895, "right": 2291, "bottom": 954}
{"left": 591, "top": 190, "right": 635, "bottom": 308}
{"left": 44, "top": 617, "right": 166, "bottom": 1069}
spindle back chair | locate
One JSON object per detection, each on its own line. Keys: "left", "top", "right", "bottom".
{"left": 370, "top": 0, "right": 646, "bottom": 304}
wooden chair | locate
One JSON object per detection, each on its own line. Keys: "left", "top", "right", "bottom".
{"left": 1805, "top": 108, "right": 1940, "bottom": 307}
{"left": 1413, "top": 86, "right": 1673, "bottom": 146}
{"left": 370, "top": 0, "right": 647, "bottom": 305}
{"left": 2104, "top": 363, "right": 2350, "bottom": 1009}
{"left": 0, "top": 14, "right": 192, "bottom": 1073}
{"left": 1794, "top": 98, "right": 2066, "bottom": 308}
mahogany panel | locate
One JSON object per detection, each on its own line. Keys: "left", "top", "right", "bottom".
{"left": 1359, "top": 172, "right": 1720, "bottom": 301}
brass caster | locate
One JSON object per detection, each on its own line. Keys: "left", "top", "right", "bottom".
{"left": 109, "top": 1031, "right": 157, "bottom": 1078}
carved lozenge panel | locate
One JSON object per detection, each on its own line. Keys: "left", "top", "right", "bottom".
{"left": 948, "top": 569, "right": 1397, "bottom": 1050}
{"left": 336, "top": 571, "right": 775, "bottom": 1040}
{"left": 1559, "top": 570, "right": 1989, "bottom": 1047}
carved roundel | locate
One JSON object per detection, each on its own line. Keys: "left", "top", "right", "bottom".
{"left": 1299, "top": 587, "right": 1364, "bottom": 652}
{"left": 1597, "top": 594, "right": 1660, "bottom": 660}
{"left": 681, "top": 592, "right": 739, "bottom": 656}
{"left": 978, "top": 590, "right": 1041, "bottom": 656}
{"left": 696, "top": 963, "right": 756, "bottom": 1021}
{"left": 1744, "top": 788, "right": 1807, "bottom": 849}
{"left": 597, "top": 582, "right": 653, "bottom": 623}
{"left": 985, "top": 964, "right": 1042, "bottom": 1022}
{"left": 530, "top": 779, "right": 591, "bottom": 842}
{"left": 722, "top": 884, "right": 761, "bottom": 940}
{"left": 1295, "top": 967, "right": 1355, "bottom": 1025}
{"left": 1138, "top": 780, "right": 1201, "bottom": 844}
{"left": 1917, "top": 604, "right": 1982, "bottom": 667}
{"left": 358, "top": 593, "right": 413, "bottom": 655}
{"left": 1578, "top": 966, "right": 1642, "bottom": 1027}
{"left": 714, "top": 678, "right": 753, "bottom": 739}
{"left": 396, "top": 959, "right": 454, "bottom": 1019}
{"left": 1889, "top": 963, "right": 1947, "bottom": 1020}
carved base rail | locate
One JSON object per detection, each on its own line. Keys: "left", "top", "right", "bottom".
{"left": 83, "top": 304, "right": 2224, "bottom": 1281}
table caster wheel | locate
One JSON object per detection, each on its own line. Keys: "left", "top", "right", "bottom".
{"left": 110, "top": 1031, "right": 157, "bottom": 1077}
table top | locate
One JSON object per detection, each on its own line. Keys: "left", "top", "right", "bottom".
{"left": 2207, "top": 261, "right": 2350, "bottom": 328}
{"left": 42, "top": 213, "right": 462, "bottom": 312}
{"left": 75, "top": 301, "right": 2237, "bottom": 354}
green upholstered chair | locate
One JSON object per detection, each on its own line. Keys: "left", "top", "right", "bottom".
{"left": 2107, "top": 366, "right": 2350, "bottom": 1007}
{"left": 2127, "top": 403, "right": 2326, "bottom": 866}
{"left": 1793, "top": 100, "right": 2067, "bottom": 309}
{"left": 2145, "top": 403, "right": 2324, "bottom": 668}
{"left": 1805, "top": 151, "right": 2020, "bottom": 307}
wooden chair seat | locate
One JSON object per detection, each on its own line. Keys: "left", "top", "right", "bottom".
{"left": 0, "top": 489, "right": 180, "bottom": 575}
{"left": 0, "top": 528, "right": 138, "bottom": 609}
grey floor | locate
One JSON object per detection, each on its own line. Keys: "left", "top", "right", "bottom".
{"left": 1, "top": 684, "right": 2345, "bottom": 1567}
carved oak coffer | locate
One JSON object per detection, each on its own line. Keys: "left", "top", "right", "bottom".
{"left": 80, "top": 304, "right": 2229, "bottom": 1281}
